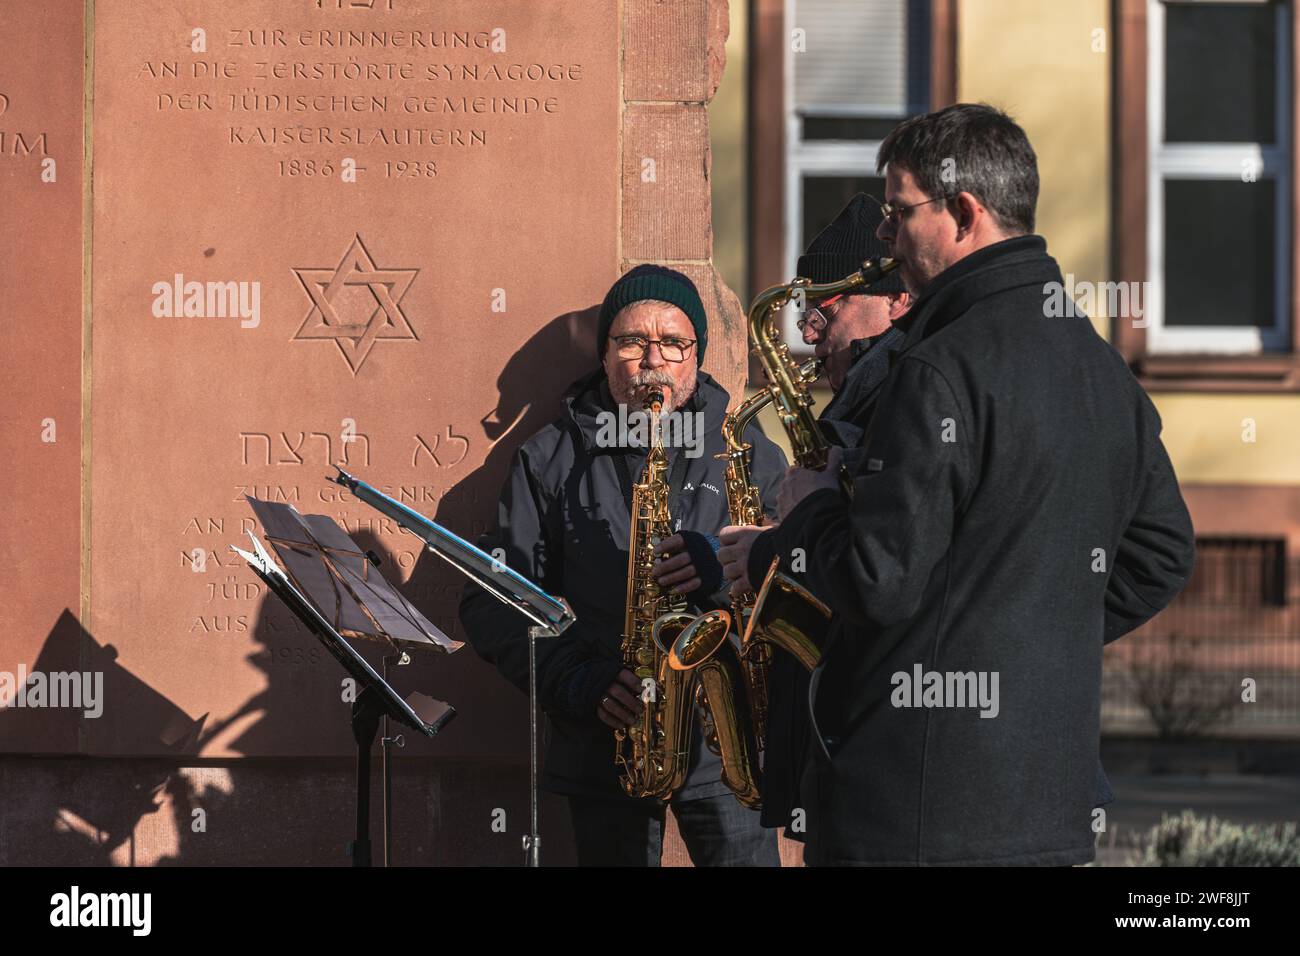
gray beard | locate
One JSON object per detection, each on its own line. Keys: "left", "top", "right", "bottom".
{"left": 612, "top": 368, "right": 696, "bottom": 411}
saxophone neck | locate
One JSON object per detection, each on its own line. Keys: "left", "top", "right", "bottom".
{"left": 722, "top": 394, "right": 766, "bottom": 456}
{"left": 747, "top": 263, "right": 896, "bottom": 473}
{"left": 747, "top": 282, "right": 792, "bottom": 356}
{"left": 802, "top": 257, "right": 900, "bottom": 300}
{"left": 722, "top": 359, "right": 822, "bottom": 456}
{"left": 640, "top": 389, "right": 670, "bottom": 473}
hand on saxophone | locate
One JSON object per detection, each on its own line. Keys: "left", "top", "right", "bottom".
{"left": 718, "top": 523, "right": 774, "bottom": 598}
{"left": 652, "top": 533, "right": 703, "bottom": 595}
{"left": 597, "top": 669, "right": 644, "bottom": 729}
{"left": 777, "top": 445, "right": 846, "bottom": 520}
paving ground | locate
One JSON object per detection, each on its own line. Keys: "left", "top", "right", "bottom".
{"left": 1093, "top": 774, "right": 1300, "bottom": 865}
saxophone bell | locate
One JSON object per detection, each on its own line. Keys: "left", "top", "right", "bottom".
{"left": 744, "top": 557, "right": 832, "bottom": 673}
{"left": 668, "top": 609, "right": 732, "bottom": 671}
{"left": 668, "top": 609, "right": 763, "bottom": 809}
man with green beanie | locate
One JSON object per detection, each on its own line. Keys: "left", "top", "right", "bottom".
{"left": 459, "top": 264, "right": 788, "bottom": 866}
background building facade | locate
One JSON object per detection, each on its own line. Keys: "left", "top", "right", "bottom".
{"left": 713, "top": 0, "right": 1300, "bottom": 750}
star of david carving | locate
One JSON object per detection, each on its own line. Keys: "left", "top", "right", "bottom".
{"left": 292, "top": 235, "right": 419, "bottom": 374}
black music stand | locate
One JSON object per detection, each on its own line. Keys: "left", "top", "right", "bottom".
{"left": 232, "top": 497, "right": 460, "bottom": 867}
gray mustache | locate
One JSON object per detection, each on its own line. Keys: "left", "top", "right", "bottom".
{"left": 629, "top": 371, "right": 676, "bottom": 389}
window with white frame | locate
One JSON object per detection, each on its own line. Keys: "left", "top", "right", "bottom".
{"left": 784, "top": 0, "right": 930, "bottom": 343}
{"left": 1147, "top": 0, "right": 1293, "bottom": 354}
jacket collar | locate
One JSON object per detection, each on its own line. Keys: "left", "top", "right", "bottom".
{"left": 896, "top": 235, "right": 1062, "bottom": 347}
{"left": 823, "top": 325, "right": 907, "bottom": 421}
{"left": 846, "top": 323, "right": 906, "bottom": 365}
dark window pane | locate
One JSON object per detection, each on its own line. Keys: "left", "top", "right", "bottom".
{"left": 1180, "top": 537, "right": 1287, "bottom": 607}
{"left": 802, "top": 175, "right": 885, "bottom": 248}
{"left": 802, "top": 116, "right": 902, "bottom": 141}
{"left": 1164, "top": 178, "right": 1275, "bottom": 327}
{"left": 1166, "top": 3, "right": 1277, "bottom": 143}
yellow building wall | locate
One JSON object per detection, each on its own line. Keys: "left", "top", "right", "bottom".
{"left": 712, "top": 2, "right": 1299, "bottom": 487}
{"left": 959, "top": 0, "right": 1298, "bottom": 488}
{"left": 710, "top": 0, "right": 749, "bottom": 302}
{"left": 1154, "top": 396, "right": 1300, "bottom": 486}
{"left": 958, "top": 0, "right": 1111, "bottom": 340}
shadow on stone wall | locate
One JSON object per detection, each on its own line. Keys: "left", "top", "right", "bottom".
{"left": 0, "top": 610, "right": 201, "bottom": 864}
{"left": 403, "top": 304, "right": 602, "bottom": 752}
{"left": 0, "top": 307, "right": 603, "bottom": 866}
{"left": 0, "top": 607, "right": 578, "bottom": 865}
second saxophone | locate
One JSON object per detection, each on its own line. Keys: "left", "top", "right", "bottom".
{"left": 670, "top": 258, "right": 899, "bottom": 809}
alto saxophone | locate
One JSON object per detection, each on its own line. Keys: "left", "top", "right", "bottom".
{"left": 665, "top": 260, "right": 899, "bottom": 806}
{"left": 745, "top": 256, "right": 900, "bottom": 672}
{"left": 668, "top": 359, "right": 820, "bottom": 809}
{"left": 614, "top": 389, "right": 698, "bottom": 800}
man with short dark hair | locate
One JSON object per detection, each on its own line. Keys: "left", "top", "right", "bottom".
{"left": 721, "top": 103, "right": 1195, "bottom": 865}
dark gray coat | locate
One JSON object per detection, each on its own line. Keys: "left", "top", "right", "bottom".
{"left": 749, "top": 236, "right": 1195, "bottom": 864}
{"left": 460, "top": 369, "right": 788, "bottom": 798}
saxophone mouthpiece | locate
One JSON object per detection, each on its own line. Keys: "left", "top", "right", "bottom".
{"left": 645, "top": 388, "right": 665, "bottom": 412}
{"left": 862, "top": 257, "right": 900, "bottom": 283}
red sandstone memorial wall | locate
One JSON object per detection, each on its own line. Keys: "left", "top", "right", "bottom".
{"left": 0, "top": 0, "right": 747, "bottom": 865}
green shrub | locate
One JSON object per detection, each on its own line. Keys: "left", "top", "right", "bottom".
{"left": 1140, "top": 810, "right": 1300, "bottom": 866}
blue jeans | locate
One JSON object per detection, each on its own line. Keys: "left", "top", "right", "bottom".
{"left": 567, "top": 793, "right": 780, "bottom": 867}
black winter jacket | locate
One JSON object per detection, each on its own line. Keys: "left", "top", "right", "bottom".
{"left": 460, "top": 369, "right": 788, "bottom": 798}
{"left": 749, "top": 236, "right": 1195, "bottom": 864}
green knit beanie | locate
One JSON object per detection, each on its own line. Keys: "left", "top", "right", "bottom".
{"left": 597, "top": 264, "right": 708, "bottom": 365}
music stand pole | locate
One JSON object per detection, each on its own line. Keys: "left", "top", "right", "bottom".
{"left": 325, "top": 469, "right": 577, "bottom": 867}
{"left": 380, "top": 651, "right": 409, "bottom": 867}
{"left": 381, "top": 653, "right": 405, "bottom": 868}
{"left": 524, "top": 624, "right": 547, "bottom": 868}
{"left": 382, "top": 662, "right": 391, "bottom": 867}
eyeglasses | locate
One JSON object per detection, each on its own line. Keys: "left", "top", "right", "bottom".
{"left": 871, "top": 193, "right": 949, "bottom": 226}
{"left": 796, "top": 293, "right": 844, "bottom": 333}
{"left": 612, "top": 334, "right": 697, "bottom": 363}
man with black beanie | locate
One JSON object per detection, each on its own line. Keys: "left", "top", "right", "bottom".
{"left": 722, "top": 195, "right": 912, "bottom": 837}
{"left": 795, "top": 193, "right": 912, "bottom": 450}
{"left": 458, "top": 264, "right": 787, "bottom": 866}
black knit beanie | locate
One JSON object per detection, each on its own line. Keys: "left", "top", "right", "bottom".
{"left": 597, "top": 264, "right": 708, "bottom": 365}
{"left": 798, "top": 193, "right": 906, "bottom": 294}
